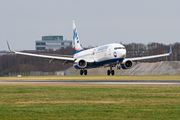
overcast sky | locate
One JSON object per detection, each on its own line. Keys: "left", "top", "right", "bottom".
{"left": 0, "top": 0, "right": 180, "bottom": 50}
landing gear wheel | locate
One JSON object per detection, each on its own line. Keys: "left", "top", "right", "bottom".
{"left": 111, "top": 70, "right": 114, "bottom": 76}
{"left": 80, "top": 70, "right": 83, "bottom": 75}
{"left": 84, "top": 70, "right": 87, "bottom": 75}
{"left": 107, "top": 70, "right": 111, "bottom": 76}
{"left": 117, "top": 66, "right": 121, "bottom": 70}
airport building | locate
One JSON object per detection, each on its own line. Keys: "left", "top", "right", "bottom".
{"left": 35, "top": 36, "right": 73, "bottom": 50}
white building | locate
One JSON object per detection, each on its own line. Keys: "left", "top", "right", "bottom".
{"left": 35, "top": 36, "right": 72, "bottom": 50}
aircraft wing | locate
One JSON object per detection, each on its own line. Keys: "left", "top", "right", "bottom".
{"left": 125, "top": 43, "right": 172, "bottom": 61}
{"left": 127, "top": 53, "right": 170, "bottom": 61}
{"left": 6, "top": 40, "right": 74, "bottom": 62}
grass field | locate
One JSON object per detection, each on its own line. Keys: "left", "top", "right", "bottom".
{"left": 1, "top": 75, "right": 180, "bottom": 81}
{"left": 0, "top": 84, "right": 180, "bottom": 119}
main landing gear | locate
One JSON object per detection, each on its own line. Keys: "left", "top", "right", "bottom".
{"left": 80, "top": 69, "right": 87, "bottom": 75}
{"left": 107, "top": 64, "right": 115, "bottom": 76}
{"left": 107, "top": 70, "right": 114, "bottom": 76}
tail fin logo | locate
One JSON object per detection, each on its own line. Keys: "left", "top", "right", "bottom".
{"left": 73, "top": 28, "right": 79, "bottom": 43}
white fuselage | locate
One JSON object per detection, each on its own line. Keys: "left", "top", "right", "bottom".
{"left": 73, "top": 43, "right": 126, "bottom": 68}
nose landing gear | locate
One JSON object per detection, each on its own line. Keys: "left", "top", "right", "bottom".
{"left": 117, "top": 65, "right": 121, "bottom": 70}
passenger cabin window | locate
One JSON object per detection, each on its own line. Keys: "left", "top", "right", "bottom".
{"left": 114, "top": 47, "right": 125, "bottom": 50}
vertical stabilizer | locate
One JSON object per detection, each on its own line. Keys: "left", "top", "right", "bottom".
{"left": 72, "top": 20, "right": 84, "bottom": 54}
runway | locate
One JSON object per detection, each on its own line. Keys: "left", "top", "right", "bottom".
{"left": 0, "top": 80, "right": 180, "bottom": 85}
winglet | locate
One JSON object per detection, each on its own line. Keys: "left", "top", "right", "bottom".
{"left": 169, "top": 42, "right": 172, "bottom": 54}
{"left": 6, "top": 40, "right": 13, "bottom": 52}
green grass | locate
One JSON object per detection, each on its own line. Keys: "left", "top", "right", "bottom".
{"left": 1, "top": 75, "right": 180, "bottom": 81}
{"left": 0, "top": 84, "right": 180, "bottom": 119}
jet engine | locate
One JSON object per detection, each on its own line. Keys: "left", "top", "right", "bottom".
{"left": 74, "top": 59, "right": 87, "bottom": 69}
{"left": 121, "top": 59, "right": 133, "bottom": 69}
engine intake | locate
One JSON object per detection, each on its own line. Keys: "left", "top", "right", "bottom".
{"left": 78, "top": 59, "right": 87, "bottom": 68}
{"left": 121, "top": 60, "right": 133, "bottom": 69}
{"left": 74, "top": 59, "right": 87, "bottom": 69}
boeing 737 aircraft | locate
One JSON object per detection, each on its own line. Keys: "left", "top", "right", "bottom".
{"left": 7, "top": 21, "right": 172, "bottom": 75}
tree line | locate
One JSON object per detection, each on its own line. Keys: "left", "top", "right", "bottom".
{"left": 124, "top": 42, "right": 180, "bottom": 62}
{"left": 0, "top": 42, "right": 179, "bottom": 76}
{"left": 0, "top": 47, "right": 74, "bottom": 76}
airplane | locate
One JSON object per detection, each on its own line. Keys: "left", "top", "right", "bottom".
{"left": 6, "top": 20, "right": 172, "bottom": 75}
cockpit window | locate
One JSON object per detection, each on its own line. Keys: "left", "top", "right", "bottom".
{"left": 114, "top": 47, "right": 125, "bottom": 50}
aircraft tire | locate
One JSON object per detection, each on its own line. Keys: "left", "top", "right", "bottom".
{"left": 80, "top": 70, "right": 83, "bottom": 75}
{"left": 84, "top": 70, "right": 87, "bottom": 75}
{"left": 111, "top": 70, "right": 115, "bottom": 75}
{"left": 107, "top": 70, "right": 111, "bottom": 76}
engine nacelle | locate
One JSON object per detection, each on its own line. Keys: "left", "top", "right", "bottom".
{"left": 121, "top": 60, "right": 133, "bottom": 69}
{"left": 74, "top": 59, "right": 87, "bottom": 69}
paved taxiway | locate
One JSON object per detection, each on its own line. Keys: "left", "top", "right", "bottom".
{"left": 0, "top": 80, "right": 180, "bottom": 85}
